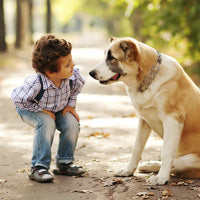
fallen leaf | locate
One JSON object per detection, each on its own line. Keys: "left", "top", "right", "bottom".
{"left": 137, "top": 192, "right": 148, "bottom": 197}
{"left": 88, "top": 132, "right": 100, "bottom": 137}
{"left": 104, "top": 179, "right": 123, "bottom": 187}
{"left": 123, "top": 113, "right": 136, "bottom": 118}
{"left": 87, "top": 116, "right": 93, "bottom": 119}
{"left": 102, "top": 133, "right": 110, "bottom": 137}
{"left": 16, "top": 168, "right": 29, "bottom": 173}
{"left": 170, "top": 182, "right": 177, "bottom": 186}
{"left": 91, "top": 159, "right": 100, "bottom": 162}
{"left": 137, "top": 192, "right": 154, "bottom": 198}
{"left": 142, "top": 195, "right": 149, "bottom": 199}
{"left": 148, "top": 192, "right": 154, "bottom": 196}
{"left": 186, "top": 180, "right": 195, "bottom": 184}
{"left": 72, "top": 189, "right": 93, "bottom": 194}
{"left": 191, "top": 187, "right": 200, "bottom": 191}
{"left": 177, "top": 181, "right": 185, "bottom": 186}
{"left": 162, "top": 190, "right": 174, "bottom": 196}
{"left": 88, "top": 132, "right": 110, "bottom": 138}
{"left": 97, "top": 178, "right": 106, "bottom": 183}
{"left": 0, "top": 179, "right": 7, "bottom": 184}
{"left": 114, "top": 179, "right": 123, "bottom": 184}
{"left": 129, "top": 113, "right": 136, "bottom": 117}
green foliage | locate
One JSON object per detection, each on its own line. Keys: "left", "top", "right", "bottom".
{"left": 128, "top": 0, "right": 200, "bottom": 78}
{"left": 135, "top": 0, "right": 200, "bottom": 63}
{"left": 52, "top": 0, "right": 83, "bottom": 24}
{"left": 80, "top": 0, "right": 200, "bottom": 78}
{"left": 50, "top": 0, "right": 200, "bottom": 79}
{"left": 79, "top": 0, "right": 134, "bottom": 36}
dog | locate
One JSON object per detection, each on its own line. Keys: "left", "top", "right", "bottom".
{"left": 89, "top": 37, "right": 200, "bottom": 185}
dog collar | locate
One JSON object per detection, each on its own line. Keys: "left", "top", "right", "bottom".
{"left": 138, "top": 50, "right": 162, "bottom": 92}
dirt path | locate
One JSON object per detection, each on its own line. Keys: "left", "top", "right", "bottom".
{"left": 0, "top": 43, "right": 200, "bottom": 200}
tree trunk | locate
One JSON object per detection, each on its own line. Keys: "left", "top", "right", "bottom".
{"left": 15, "top": 0, "right": 32, "bottom": 49}
{"left": 0, "top": 0, "right": 7, "bottom": 52}
{"left": 46, "top": 0, "right": 51, "bottom": 33}
{"left": 29, "top": 0, "right": 33, "bottom": 44}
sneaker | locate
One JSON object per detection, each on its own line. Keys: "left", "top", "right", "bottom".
{"left": 29, "top": 166, "right": 54, "bottom": 183}
{"left": 53, "top": 163, "right": 85, "bottom": 176}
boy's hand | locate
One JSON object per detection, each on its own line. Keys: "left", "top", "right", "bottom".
{"left": 42, "top": 109, "right": 55, "bottom": 121}
{"left": 62, "top": 106, "right": 80, "bottom": 122}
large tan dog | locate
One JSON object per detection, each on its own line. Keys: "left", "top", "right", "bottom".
{"left": 89, "top": 37, "right": 200, "bottom": 185}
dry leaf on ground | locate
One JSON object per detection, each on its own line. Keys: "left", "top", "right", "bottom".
{"left": 71, "top": 189, "right": 93, "bottom": 194}
{"left": 88, "top": 132, "right": 110, "bottom": 138}
{"left": 104, "top": 179, "right": 123, "bottom": 187}
{"left": 162, "top": 189, "right": 174, "bottom": 196}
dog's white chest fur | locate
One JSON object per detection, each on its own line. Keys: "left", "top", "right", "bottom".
{"left": 127, "top": 87, "right": 164, "bottom": 136}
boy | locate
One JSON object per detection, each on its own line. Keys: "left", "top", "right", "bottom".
{"left": 11, "top": 34, "right": 85, "bottom": 183}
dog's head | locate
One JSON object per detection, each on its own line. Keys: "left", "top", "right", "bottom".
{"left": 89, "top": 37, "right": 140, "bottom": 84}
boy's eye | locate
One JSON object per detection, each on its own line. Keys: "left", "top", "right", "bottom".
{"left": 66, "top": 63, "right": 71, "bottom": 68}
{"left": 66, "top": 60, "right": 74, "bottom": 68}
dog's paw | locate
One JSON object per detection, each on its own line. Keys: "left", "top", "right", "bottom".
{"left": 147, "top": 175, "right": 168, "bottom": 185}
{"left": 115, "top": 169, "right": 133, "bottom": 177}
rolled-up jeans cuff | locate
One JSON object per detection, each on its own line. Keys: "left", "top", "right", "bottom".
{"left": 56, "top": 158, "right": 74, "bottom": 165}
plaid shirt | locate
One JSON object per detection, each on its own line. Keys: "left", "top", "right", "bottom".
{"left": 11, "top": 66, "right": 85, "bottom": 113}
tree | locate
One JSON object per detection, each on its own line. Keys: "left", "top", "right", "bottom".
{"left": 46, "top": 0, "right": 51, "bottom": 33}
{"left": 128, "top": 0, "right": 200, "bottom": 76}
{"left": 15, "top": 0, "right": 32, "bottom": 49}
{"left": 80, "top": 0, "right": 200, "bottom": 78}
{"left": 0, "top": 0, "right": 7, "bottom": 52}
{"left": 29, "top": 0, "right": 33, "bottom": 35}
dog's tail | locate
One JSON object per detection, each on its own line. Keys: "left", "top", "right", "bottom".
{"left": 172, "top": 153, "right": 200, "bottom": 178}
{"left": 138, "top": 154, "right": 200, "bottom": 178}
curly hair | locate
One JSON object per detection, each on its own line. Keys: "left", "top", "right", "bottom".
{"left": 32, "top": 34, "right": 72, "bottom": 74}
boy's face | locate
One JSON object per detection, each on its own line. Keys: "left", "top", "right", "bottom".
{"left": 50, "top": 53, "right": 75, "bottom": 80}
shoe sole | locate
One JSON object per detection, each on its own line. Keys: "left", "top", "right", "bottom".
{"left": 29, "top": 175, "right": 54, "bottom": 183}
{"left": 53, "top": 169, "right": 85, "bottom": 176}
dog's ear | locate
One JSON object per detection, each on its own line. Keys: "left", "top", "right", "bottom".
{"left": 120, "top": 41, "right": 138, "bottom": 62}
{"left": 110, "top": 37, "right": 117, "bottom": 42}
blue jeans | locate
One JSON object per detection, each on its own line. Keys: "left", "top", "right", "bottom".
{"left": 16, "top": 108, "right": 80, "bottom": 169}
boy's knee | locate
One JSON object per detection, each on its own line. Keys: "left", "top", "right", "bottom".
{"left": 65, "top": 112, "right": 79, "bottom": 127}
{"left": 36, "top": 112, "right": 55, "bottom": 129}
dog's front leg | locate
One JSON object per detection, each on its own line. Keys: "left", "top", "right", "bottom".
{"left": 148, "top": 116, "right": 183, "bottom": 185}
{"left": 115, "top": 118, "right": 151, "bottom": 177}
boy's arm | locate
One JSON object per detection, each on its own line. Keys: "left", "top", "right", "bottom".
{"left": 67, "top": 67, "right": 85, "bottom": 108}
{"left": 11, "top": 76, "right": 43, "bottom": 112}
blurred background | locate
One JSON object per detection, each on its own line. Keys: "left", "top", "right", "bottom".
{"left": 0, "top": 0, "right": 200, "bottom": 85}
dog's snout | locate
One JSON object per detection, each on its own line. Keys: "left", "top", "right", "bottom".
{"left": 89, "top": 70, "right": 96, "bottom": 79}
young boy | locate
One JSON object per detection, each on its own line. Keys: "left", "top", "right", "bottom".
{"left": 11, "top": 34, "right": 85, "bottom": 183}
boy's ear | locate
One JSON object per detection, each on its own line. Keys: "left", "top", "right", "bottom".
{"left": 45, "top": 70, "right": 51, "bottom": 76}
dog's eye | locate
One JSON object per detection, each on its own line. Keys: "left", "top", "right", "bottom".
{"left": 107, "top": 50, "right": 115, "bottom": 61}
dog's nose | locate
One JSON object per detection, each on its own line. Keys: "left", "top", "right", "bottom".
{"left": 89, "top": 70, "right": 96, "bottom": 78}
